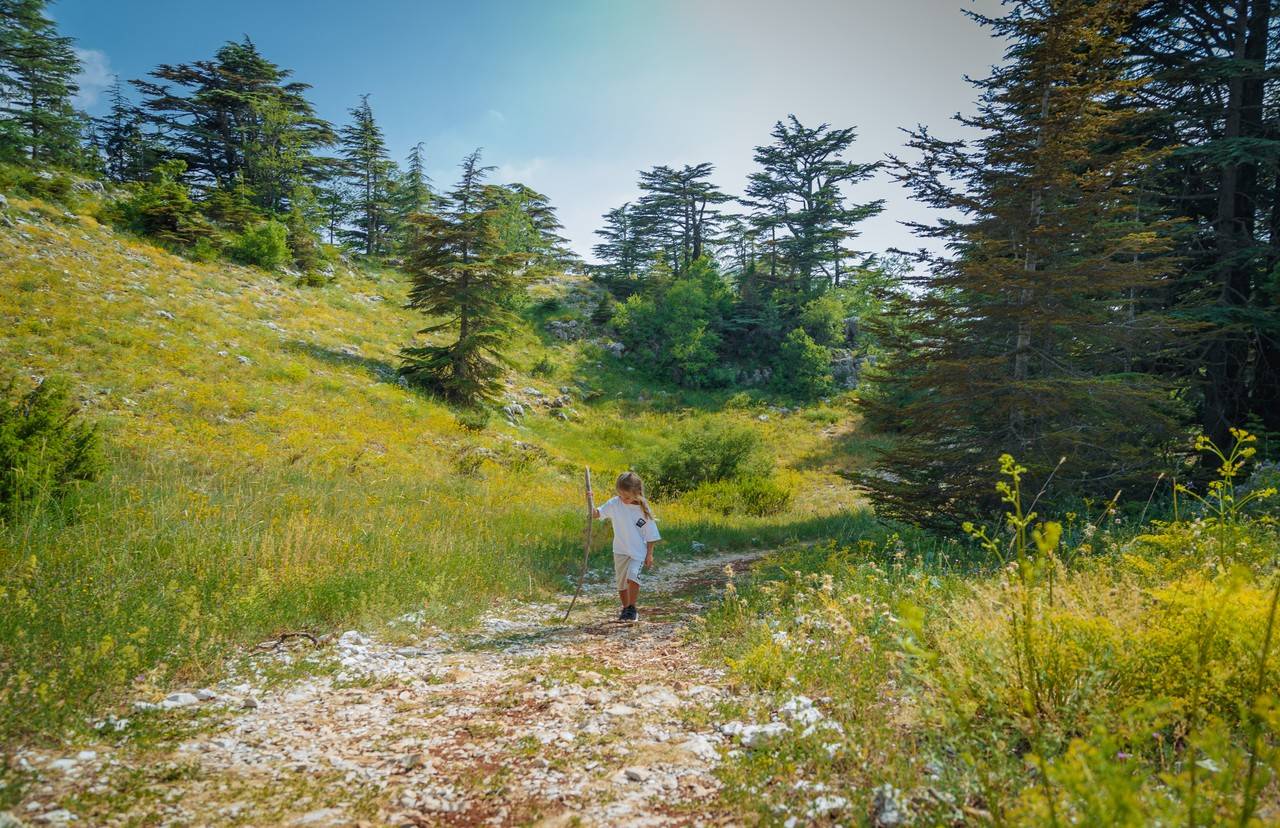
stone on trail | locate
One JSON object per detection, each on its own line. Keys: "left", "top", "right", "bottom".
{"left": 288, "top": 808, "right": 347, "bottom": 826}
{"left": 678, "top": 734, "right": 720, "bottom": 763}
{"left": 605, "top": 703, "right": 637, "bottom": 717}
{"left": 624, "top": 766, "right": 650, "bottom": 782}
{"left": 0, "top": 812, "right": 24, "bottom": 828}
{"left": 194, "top": 688, "right": 216, "bottom": 701}
{"left": 160, "top": 692, "right": 199, "bottom": 709}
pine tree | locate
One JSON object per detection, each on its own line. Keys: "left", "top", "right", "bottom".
{"left": 133, "top": 37, "right": 333, "bottom": 204}
{"left": 95, "top": 76, "right": 154, "bottom": 183}
{"left": 635, "top": 163, "right": 732, "bottom": 276}
{"left": 860, "top": 0, "right": 1184, "bottom": 524}
{"left": 1126, "top": 1, "right": 1279, "bottom": 451}
{"left": 395, "top": 142, "right": 433, "bottom": 215}
{"left": 592, "top": 202, "right": 647, "bottom": 295}
{"left": 0, "top": 0, "right": 85, "bottom": 166}
{"left": 338, "top": 94, "right": 395, "bottom": 257}
{"left": 399, "top": 151, "right": 532, "bottom": 403}
{"left": 743, "top": 116, "right": 883, "bottom": 297}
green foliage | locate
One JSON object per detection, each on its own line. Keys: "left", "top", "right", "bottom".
{"left": 399, "top": 150, "right": 534, "bottom": 404}
{"left": 773, "top": 328, "right": 833, "bottom": 399}
{"left": 687, "top": 475, "right": 793, "bottom": 517}
{"left": 700, "top": 431, "right": 1280, "bottom": 825}
{"left": 230, "top": 219, "right": 290, "bottom": 270}
{"left": 859, "top": 0, "right": 1185, "bottom": 524}
{"left": 454, "top": 407, "right": 491, "bottom": 432}
{"left": 0, "top": 375, "right": 103, "bottom": 523}
{"left": 0, "top": 0, "right": 86, "bottom": 168}
{"left": 798, "top": 293, "right": 846, "bottom": 346}
{"left": 613, "top": 257, "right": 734, "bottom": 388}
{"left": 0, "top": 161, "right": 75, "bottom": 203}
{"left": 590, "top": 291, "right": 615, "bottom": 326}
{"left": 638, "top": 419, "right": 773, "bottom": 498}
{"left": 111, "top": 159, "right": 214, "bottom": 249}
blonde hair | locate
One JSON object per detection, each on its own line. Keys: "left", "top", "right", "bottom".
{"left": 616, "top": 471, "right": 653, "bottom": 519}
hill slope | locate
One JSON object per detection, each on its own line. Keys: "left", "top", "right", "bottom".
{"left": 0, "top": 193, "right": 864, "bottom": 741}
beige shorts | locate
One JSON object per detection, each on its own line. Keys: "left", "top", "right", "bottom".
{"left": 614, "top": 554, "right": 643, "bottom": 591}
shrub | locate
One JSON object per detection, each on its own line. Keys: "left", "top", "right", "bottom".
{"left": 773, "top": 327, "right": 833, "bottom": 399}
{"left": 591, "top": 292, "right": 615, "bottom": 326}
{"left": 0, "top": 163, "right": 76, "bottom": 204}
{"left": 111, "top": 159, "right": 213, "bottom": 249}
{"left": 687, "top": 475, "right": 793, "bottom": 517}
{"left": 230, "top": 220, "right": 290, "bottom": 270}
{"left": 799, "top": 293, "right": 847, "bottom": 347}
{"left": 454, "top": 407, "right": 491, "bottom": 432}
{"left": 0, "top": 375, "right": 104, "bottom": 523}
{"left": 530, "top": 354, "right": 556, "bottom": 377}
{"left": 639, "top": 419, "right": 773, "bottom": 498}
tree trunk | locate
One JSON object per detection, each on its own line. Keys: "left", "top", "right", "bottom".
{"left": 1202, "top": 0, "right": 1267, "bottom": 451}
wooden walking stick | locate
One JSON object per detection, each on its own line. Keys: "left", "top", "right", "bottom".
{"left": 562, "top": 467, "right": 595, "bottom": 623}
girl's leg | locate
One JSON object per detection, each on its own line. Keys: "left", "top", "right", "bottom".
{"left": 618, "top": 588, "right": 628, "bottom": 607}
{"left": 627, "top": 580, "right": 640, "bottom": 608}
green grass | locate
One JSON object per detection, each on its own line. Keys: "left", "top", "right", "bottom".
{"left": 694, "top": 450, "right": 1280, "bottom": 826}
{"left": 0, "top": 191, "right": 865, "bottom": 744}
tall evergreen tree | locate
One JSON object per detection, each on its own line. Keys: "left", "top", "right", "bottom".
{"left": 399, "top": 151, "right": 533, "bottom": 403}
{"left": 133, "top": 38, "right": 333, "bottom": 203}
{"left": 635, "top": 163, "right": 731, "bottom": 275}
{"left": 338, "top": 94, "right": 395, "bottom": 257}
{"left": 0, "top": 0, "right": 84, "bottom": 166}
{"left": 1126, "top": 1, "right": 1279, "bottom": 450}
{"left": 592, "top": 202, "right": 648, "bottom": 294}
{"left": 95, "top": 76, "right": 154, "bottom": 183}
{"left": 860, "top": 0, "right": 1183, "bottom": 524}
{"left": 743, "top": 116, "right": 883, "bottom": 296}
{"left": 395, "top": 142, "right": 432, "bottom": 215}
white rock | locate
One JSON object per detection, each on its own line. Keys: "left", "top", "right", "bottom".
{"left": 46, "top": 759, "right": 76, "bottom": 773}
{"left": 679, "top": 734, "right": 720, "bottom": 763}
{"left": 808, "top": 795, "right": 850, "bottom": 817}
{"left": 605, "top": 704, "right": 637, "bottom": 717}
{"left": 289, "top": 809, "right": 346, "bottom": 826}
{"left": 34, "top": 811, "right": 76, "bottom": 825}
{"left": 161, "top": 692, "right": 199, "bottom": 709}
{"left": 241, "top": 696, "right": 260, "bottom": 710}
{"left": 194, "top": 688, "right": 216, "bottom": 701}
{"left": 624, "top": 766, "right": 649, "bottom": 782}
{"left": 337, "top": 630, "right": 368, "bottom": 647}
{"left": 74, "top": 750, "right": 96, "bottom": 762}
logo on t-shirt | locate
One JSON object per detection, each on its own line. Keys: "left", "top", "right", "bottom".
{"left": 635, "top": 518, "right": 647, "bottom": 528}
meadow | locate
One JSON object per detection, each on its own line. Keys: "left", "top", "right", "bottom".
{"left": 696, "top": 441, "right": 1280, "bottom": 825}
{"left": 0, "top": 191, "right": 863, "bottom": 744}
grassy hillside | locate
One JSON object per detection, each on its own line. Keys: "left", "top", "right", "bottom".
{"left": 0, "top": 191, "right": 867, "bottom": 742}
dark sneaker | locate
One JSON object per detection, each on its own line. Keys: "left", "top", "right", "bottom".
{"left": 617, "top": 606, "right": 629, "bottom": 621}
{"left": 623, "top": 605, "right": 638, "bottom": 622}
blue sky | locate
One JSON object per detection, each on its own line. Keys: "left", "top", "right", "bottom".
{"left": 61, "top": 0, "right": 1008, "bottom": 262}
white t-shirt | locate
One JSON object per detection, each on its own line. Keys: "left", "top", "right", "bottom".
{"left": 597, "top": 496, "right": 661, "bottom": 560}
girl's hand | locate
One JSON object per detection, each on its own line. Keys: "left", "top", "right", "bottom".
{"left": 644, "top": 552, "right": 654, "bottom": 569}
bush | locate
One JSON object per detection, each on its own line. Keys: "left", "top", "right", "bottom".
{"left": 687, "top": 475, "right": 793, "bottom": 517}
{"left": 799, "top": 293, "right": 847, "bottom": 347}
{"left": 111, "top": 159, "right": 213, "bottom": 249}
{"left": 0, "top": 375, "right": 104, "bottom": 522}
{"left": 454, "top": 407, "right": 491, "bottom": 431}
{"left": 639, "top": 419, "right": 773, "bottom": 498}
{"left": 0, "top": 163, "right": 77, "bottom": 205}
{"left": 231, "top": 220, "right": 290, "bottom": 270}
{"left": 773, "top": 327, "right": 833, "bottom": 399}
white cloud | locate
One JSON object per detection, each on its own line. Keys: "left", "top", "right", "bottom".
{"left": 486, "top": 108, "right": 506, "bottom": 123}
{"left": 72, "top": 48, "right": 113, "bottom": 109}
{"left": 496, "top": 157, "right": 547, "bottom": 185}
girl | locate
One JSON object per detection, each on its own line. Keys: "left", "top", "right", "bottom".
{"left": 593, "top": 471, "right": 661, "bottom": 621}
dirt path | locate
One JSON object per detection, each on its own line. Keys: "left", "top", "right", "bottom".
{"left": 8, "top": 552, "right": 762, "bottom": 827}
